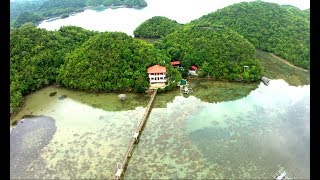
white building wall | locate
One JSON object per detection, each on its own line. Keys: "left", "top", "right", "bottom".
{"left": 188, "top": 70, "right": 197, "bottom": 75}
{"left": 148, "top": 73, "right": 166, "bottom": 84}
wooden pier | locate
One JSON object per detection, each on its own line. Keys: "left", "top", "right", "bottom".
{"left": 114, "top": 89, "right": 157, "bottom": 180}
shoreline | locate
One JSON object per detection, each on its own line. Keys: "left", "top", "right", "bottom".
{"left": 38, "top": 4, "right": 147, "bottom": 26}
{"left": 9, "top": 79, "right": 260, "bottom": 124}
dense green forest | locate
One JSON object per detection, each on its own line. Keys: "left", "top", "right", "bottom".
{"left": 10, "top": 0, "right": 45, "bottom": 19}
{"left": 10, "top": 24, "right": 97, "bottom": 114}
{"left": 101, "top": 0, "right": 147, "bottom": 7}
{"left": 10, "top": 25, "right": 181, "bottom": 114}
{"left": 190, "top": 1, "right": 310, "bottom": 69}
{"left": 57, "top": 32, "right": 181, "bottom": 93}
{"left": 37, "top": 0, "right": 86, "bottom": 17}
{"left": 133, "top": 16, "right": 182, "bottom": 38}
{"left": 11, "top": 1, "right": 309, "bottom": 116}
{"left": 10, "top": 0, "right": 147, "bottom": 28}
{"left": 13, "top": 12, "right": 44, "bottom": 28}
{"left": 155, "top": 23, "right": 263, "bottom": 81}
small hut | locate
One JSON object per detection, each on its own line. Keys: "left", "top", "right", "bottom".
{"left": 170, "top": 61, "right": 181, "bottom": 68}
{"left": 178, "top": 79, "right": 188, "bottom": 90}
{"left": 177, "top": 79, "right": 193, "bottom": 94}
{"left": 243, "top": 65, "right": 249, "bottom": 72}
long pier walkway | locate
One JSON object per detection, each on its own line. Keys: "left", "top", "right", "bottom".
{"left": 114, "top": 89, "right": 157, "bottom": 180}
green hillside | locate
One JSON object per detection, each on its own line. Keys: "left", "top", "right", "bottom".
{"left": 10, "top": 24, "right": 97, "bottom": 114}
{"left": 191, "top": 1, "right": 310, "bottom": 69}
{"left": 57, "top": 32, "right": 181, "bottom": 93}
{"left": 134, "top": 16, "right": 182, "bottom": 38}
{"left": 155, "top": 23, "right": 263, "bottom": 81}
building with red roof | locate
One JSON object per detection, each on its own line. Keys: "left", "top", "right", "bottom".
{"left": 191, "top": 65, "right": 198, "bottom": 70}
{"left": 170, "top": 61, "right": 181, "bottom": 67}
{"left": 147, "top": 65, "right": 167, "bottom": 84}
{"left": 189, "top": 65, "right": 198, "bottom": 76}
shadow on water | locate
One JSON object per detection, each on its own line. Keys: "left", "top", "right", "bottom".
{"left": 189, "top": 79, "right": 260, "bottom": 103}
{"left": 44, "top": 86, "right": 151, "bottom": 111}
{"left": 189, "top": 127, "right": 231, "bottom": 141}
{"left": 10, "top": 115, "right": 57, "bottom": 179}
{"left": 153, "top": 79, "right": 259, "bottom": 108}
{"left": 153, "top": 88, "right": 180, "bottom": 108}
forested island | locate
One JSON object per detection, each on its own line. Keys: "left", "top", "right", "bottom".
{"left": 10, "top": 23, "right": 261, "bottom": 115}
{"left": 10, "top": 0, "right": 309, "bottom": 117}
{"left": 10, "top": 24, "right": 182, "bottom": 114}
{"left": 10, "top": 0, "right": 148, "bottom": 29}
{"left": 134, "top": 16, "right": 183, "bottom": 38}
{"left": 154, "top": 23, "right": 262, "bottom": 81}
{"left": 10, "top": 25, "right": 97, "bottom": 113}
{"left": 190, "top": 1, "right": 310, "bottom": 69}
{"left": 57, "top": 32, "right": 181, "bottom": 93}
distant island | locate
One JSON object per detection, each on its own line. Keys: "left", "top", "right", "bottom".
{"left": 134, "top": 16, "right": 183, "bottom": 38}
{"left": 10, "top": 0, "right": 148, "bottom": 29}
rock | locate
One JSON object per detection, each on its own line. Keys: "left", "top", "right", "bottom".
{"left": 49, "top": 92, "right": 57, "bottom": 97}
{"left": 118, "top": 94, "right": 126, "bottom": 100}
{"left": 58, "top": 95, "right": 67, "bottom": 100}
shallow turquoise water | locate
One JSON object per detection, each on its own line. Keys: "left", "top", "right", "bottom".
{"left": 10, "top": 86, "right": 149, "bottom": 179}
{"left": 125, "top": 79, "right": 310, "bottom": 179}
{"left": 10, "top": 80, "right": 309, "bottom": 179}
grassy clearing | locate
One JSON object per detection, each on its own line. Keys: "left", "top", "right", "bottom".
{"left": 255, "top": 49, "right": 310, "bottom": 86}
{"left": 189, "top": 80, "right": 259, "bottom": 103}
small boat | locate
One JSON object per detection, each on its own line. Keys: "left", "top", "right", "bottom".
{"left": 276, "top": 171, "right": 287, "bottom": 180}
{"left": 273, "top": 168, "right": 290, "bottom": 180}
{"left": 261, "top": 77, "right": 270, "bottom": 86}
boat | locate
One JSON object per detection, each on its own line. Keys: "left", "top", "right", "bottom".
{"left": 261, "top": 77, "right": 270, "bottom": 86}
{"left": 273, "top": 168, "right": 290, "bottom": 180}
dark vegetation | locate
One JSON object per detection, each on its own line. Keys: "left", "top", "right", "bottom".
{"left": 255, "top": 50, "right": 309, "bottom": 86}
{"left": 102, "top": 0, "right": 147, "bottom": 7}
{"left": 10, "top": 0, "right": 46, "bottom": 19}
{"left": 155, "top": 24, "right": 263, "bottom": 81}
{"left": 13, "top": 12, "right": 44, "bottom": 28}
{"left": 57, "top": 32, "right": 181, "bottom": 93}
{"left": 10, "top": 24, "right": 97, "bottom": 114}
{"left": 10, "top": 0, "right": 147, "bottom": 29}
{"left": 134, "top": 16, "right": 182, "bottom": 38}
{"left": 10, "top": 25, "right": 181, "bottom": 114}
{"left": 190, "top": 1, "right": 310, "bottom": 69}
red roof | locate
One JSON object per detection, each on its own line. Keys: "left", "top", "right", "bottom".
{"left": 147, "top": 65, "right": 166, "bottom": 74}
{"left": 170, "top": 61, "right": 181, "bottom": 66}
{"left": 191, "top": 65, "right": 198, "bottom": 70}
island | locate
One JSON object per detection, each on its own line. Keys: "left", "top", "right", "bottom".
{"left": 10, "top": 0, "right": 148, "bottom": 29}
{"left": 10, "top": 1, "right": 309, "bottom": 119}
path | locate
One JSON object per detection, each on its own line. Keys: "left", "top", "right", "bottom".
{"left": 270, "top": 53, "right": 308, "bottom": 72}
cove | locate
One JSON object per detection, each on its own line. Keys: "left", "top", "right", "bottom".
{"left": 124, "top": 79, "right": 309, "bottom": 179}
{"left": 10, "top": 79, "right": 309, "bottom": 179}
{"left": 37, "top": 0, "right": 309, "bottom": 36}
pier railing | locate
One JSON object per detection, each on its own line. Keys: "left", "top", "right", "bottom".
{"left": 114, "top": 89, "right": 157, "bottom": 180}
